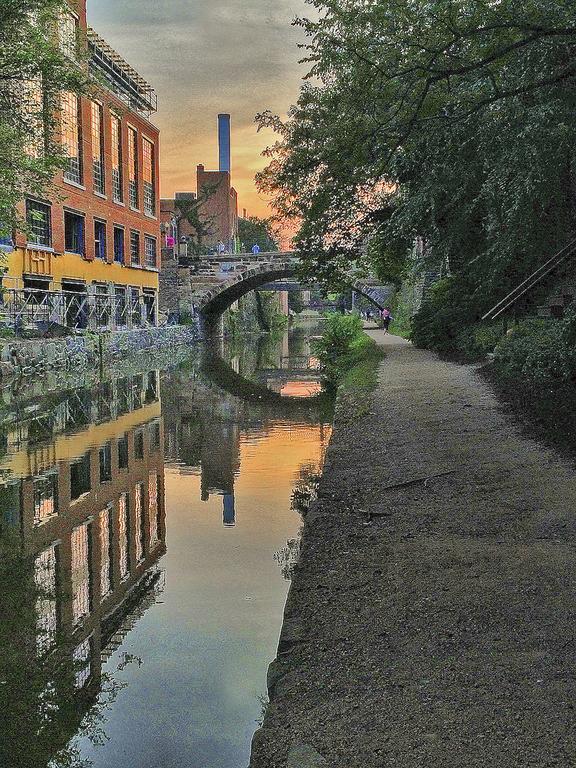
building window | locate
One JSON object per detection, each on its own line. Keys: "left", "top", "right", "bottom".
{"left": 26, "top": 200, "right": 51, "bottom": 247}
{"left": 71, "top": 522, "right": 91, "bottom": 625}
{"left": 143, "top": 138, "right": 155, "bottom": 216}
{"left": 33, "top": 473, "right": 58, "bottom": 526}
{"left": 130, "top": 287, "right": 141, "bottom": 327}
{"left": 118, "top": 434, "right": 129, "bottom": 469}
{"left": 130, "top": 230, "right": 140, "bottom": 265}
{"left": 144, "top": 236, "right": 157, "bottom": 268}
{"left": 99, "top": 442, "right": 112, "bottom": 483}
{"left": 113, "top": 226, "right": 124, "bottom": 264}
{"left": 111, "top": 115, "right": 123, "bottom": 203}
{"left": 91, "top": 102, "right": 105, "bottom": 195}
{"left": 128, "top": 128, "right": 138, "bottom": 208}
{"left": 94, "top": 220, "right": 106, "bottom": 260}
{"left": 22, "top": 79, "right": 45, "bottom": 158}
{"left": 70, "top": 452, "right": 91, "bottom": 500}
{"left": 58, "top": 10, "right": 78, "bottom": 59}
{"left": 62, "top": 92, "right": 82, "bottom": 185}
{"left": 64, "top": 211, "right": 85, "bottom": 255}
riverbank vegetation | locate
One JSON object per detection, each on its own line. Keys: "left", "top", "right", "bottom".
{"left": 313, "top": 314, "right": 384, "bottom": 394}
{"left": 257, "top": 0, "right": 576, "bottom": 371}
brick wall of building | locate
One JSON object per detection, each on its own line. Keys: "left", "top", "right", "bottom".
{"left": 196, "top": 165, "right": 238, "bottom": 250}
{"left": 9, "top": 0, "right": 161, "bottom": 300}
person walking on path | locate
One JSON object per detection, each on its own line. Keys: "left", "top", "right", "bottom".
{"left": 380, "top": 307, "right": 393, "bottom": 333}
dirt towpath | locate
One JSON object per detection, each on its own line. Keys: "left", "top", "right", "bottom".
{"left": 250, "top": 333, "right": 576, "bottom": 768}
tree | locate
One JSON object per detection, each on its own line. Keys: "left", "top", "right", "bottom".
{"left": 0, "top": 0, "right": 87, "bottom": 239}
{"left": 288, "top": 290, "right": 305, "bottom": 314}
{"left": 238, "top": 215, "right": 279, "bottom": 252}
{"left": 257, "top": 0, "right": 576, "bottom": 320}
{"left": 173, "top": 184, "right": 219, "bottom": 256}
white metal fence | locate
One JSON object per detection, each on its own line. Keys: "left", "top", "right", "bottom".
{"left": 0, "top": 287, "right": 158, "bottom": 331}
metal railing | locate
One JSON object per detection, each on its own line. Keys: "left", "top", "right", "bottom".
{"left": 482, "top": 239, "right": 576, "bottom": 321}
{"left": 0, "top": 287, "right": 158, "bottom": 331}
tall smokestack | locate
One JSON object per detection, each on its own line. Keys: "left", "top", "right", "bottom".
{"left": 218, "top": 114, "right": 231, "bottom": 173}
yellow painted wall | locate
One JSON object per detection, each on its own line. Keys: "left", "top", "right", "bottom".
{"left": 6, "top": 248, "right": 159, "bottom": 291}
{"left": 0, "top": 401, "right": 161, "bottom": 479}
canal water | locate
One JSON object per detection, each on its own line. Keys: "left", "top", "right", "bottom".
{"left": 0, "top": 323, "right": 332, "bottom": 768}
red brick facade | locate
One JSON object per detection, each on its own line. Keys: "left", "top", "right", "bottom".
{"left": 11, "top": 0, "right": 160, "bottom": 294}
{"left": 196, "top": 165, "right": 238, "bottom": 250}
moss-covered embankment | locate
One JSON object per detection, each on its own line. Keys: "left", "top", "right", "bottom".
{"left": 250, "top": 332, "right": 576, "bottom": 768}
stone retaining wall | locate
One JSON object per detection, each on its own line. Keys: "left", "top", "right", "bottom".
{"left": 0, "top": 324, "right": 200, "bottom": 381}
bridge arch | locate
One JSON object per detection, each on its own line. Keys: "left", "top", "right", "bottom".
{"left": 195, "top": 256, "right": 391, "bottom": 328}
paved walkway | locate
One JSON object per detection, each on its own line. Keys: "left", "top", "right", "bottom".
{"left": 251, "top": 334, "right": 576, "bottom": 767}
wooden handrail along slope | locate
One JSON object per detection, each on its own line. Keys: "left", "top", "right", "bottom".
{"left": 482, "top": 238, "right": 576, "bottom": 321}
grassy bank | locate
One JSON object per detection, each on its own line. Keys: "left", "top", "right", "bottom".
{"left": 313, "top": 314, "right": 385, "bottom": 417}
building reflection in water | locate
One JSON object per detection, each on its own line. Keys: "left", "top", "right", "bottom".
{"left": 0, "top": 371, "right": 166, "bottom": 768}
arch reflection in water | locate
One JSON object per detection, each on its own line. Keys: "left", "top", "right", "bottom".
{"left": 0, "top": 372, "right": 166, "bottom": 768}
{"left": 162, "top": 328, "right": 332, "bottom": 530}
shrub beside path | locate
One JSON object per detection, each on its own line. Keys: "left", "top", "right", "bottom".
{"left": 250, "top": 332, "right": 576, "bottom": 768}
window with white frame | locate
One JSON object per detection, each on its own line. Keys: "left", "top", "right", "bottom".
{"left": 128, "top": 128, "right": 139, "bottom": 208}
{"left": 143, "top": 138, "right": 155, "bottom": 216}
{"left": 91, "top": 102, "right": 105, "bottom": 195}
{"left": 26, "top": 200, "right": 51, "bottom": 247}
{"left": 58, "top": 10, "right": 78, "bottom": 59}
{"left": 144, "top": 235, "right": 157, "bottom": 268}
{"left": 111, "top": 115, "right": 123, "bottom": 202}
{"left": 62, "top": 92, "right": 82, "bottom": 184}
{"left": 130, "top": 230, "right": 140, "bottom": 265}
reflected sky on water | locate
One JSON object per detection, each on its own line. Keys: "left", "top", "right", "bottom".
{"left": 0, "top": 323, "right": 331, "bottom": 768}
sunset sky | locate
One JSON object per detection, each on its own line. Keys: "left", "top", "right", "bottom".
{"left": 88, "top": 0, "right": 311, "bottom": 218}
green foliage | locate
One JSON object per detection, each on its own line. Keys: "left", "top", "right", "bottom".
{"left": 288, "top": 291, "right": 305, "bottom": 314}
{"left": 411, "top": 276, "right": 479, "bottom": 353}
{"left": 0, "top": 0, "right": 88, "bottom": 237}
{"left": 313, "top": 313, "right": 384, "bottom": 388}
{"left": 178, "top": 309, "right": 197, "bottom": 326}
{"left": 223, "top": 291, "right": 287, "bottom": 338}
{"left": 492, "top": 315, "right": 576, "bottom": 386}
{"left": 389, "top": 289, "right": 413, "bottom": 339}
{"left": 257, "top": 0, "right": 576, "bottom": 324}
{"left": 454, "top": 322, "right": 508, "bottom": 360}
{"left": 238, "top": 216, "right": 278, "bottom": 253}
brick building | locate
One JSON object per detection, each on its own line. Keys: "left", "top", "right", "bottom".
{"left": 196, "top": 164, "right": 239, "bottom": 252}
{"left": 160, "top": 115, "right": 239, "bottom": 257}
{"left": 6, "top": 0, "right": 161, "bottom": 330}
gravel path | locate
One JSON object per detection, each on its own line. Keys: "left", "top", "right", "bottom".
{"left": 250, "top": 334, "right": 576, "bottom": 768}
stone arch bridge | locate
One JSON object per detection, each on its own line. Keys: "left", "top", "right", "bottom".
{"left": 174, "top": 251, "right": 393, "bottom": 331}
